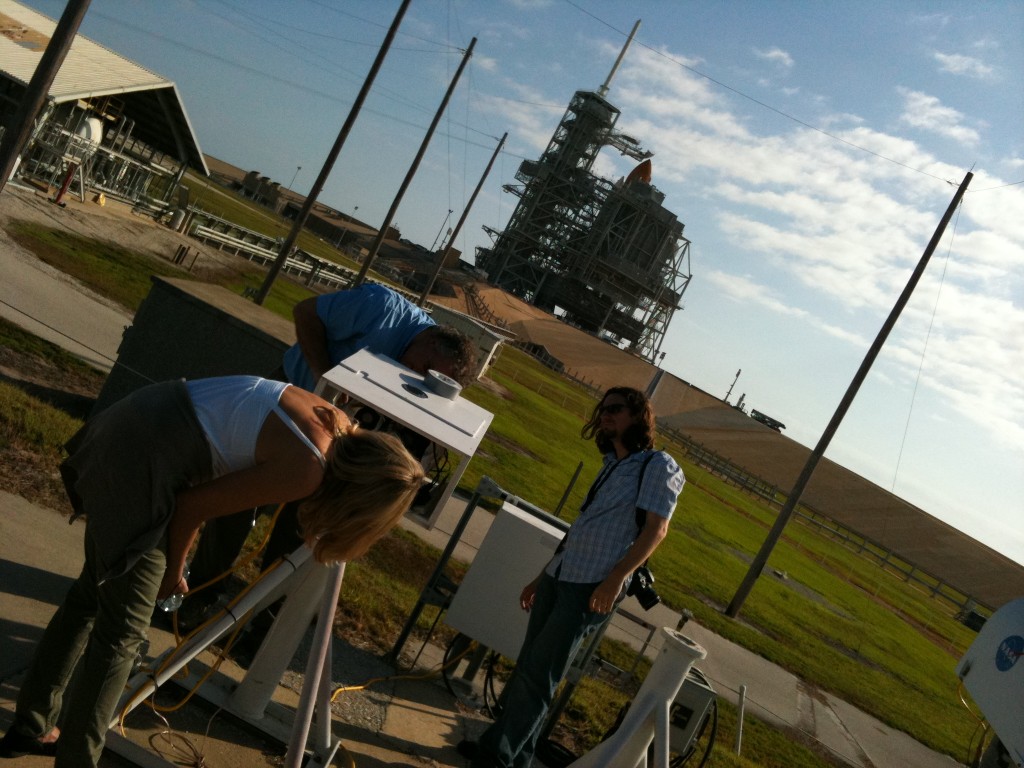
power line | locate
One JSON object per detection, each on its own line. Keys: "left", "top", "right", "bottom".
{"left": 969, "top": 179, "right": 1024, "bottom": 192}
{"left": 86, "top": 11, "right": 508, "bottom": 152}
{"left": 302, "top": 0, "right": 455, "bottom": 49}
{"left": 217, "top": 0, "right": 452, "bottom": 53}
{"left": 892, "top": 200, "right": 962, "bottom": 491}
{"left": 203, "top": 1, "right": 448, "bottom": 121}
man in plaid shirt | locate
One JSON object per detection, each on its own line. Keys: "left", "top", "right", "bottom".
{"left": 463, "top": 386, "right": 685, "bottom": 768}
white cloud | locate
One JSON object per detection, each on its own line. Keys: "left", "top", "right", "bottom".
{"left": 911, "top": 12, "right": 952, "bottom": 27}
{"left": 817, "top": 322, "right": 870, "bottom": 348}
{"left": 703, "top": 269, "right": 870, "bottom": 351}
{"left": 703, "top": 270, "right": 808, "bottom": 319}
{"left": 478, "top": 20, "right": 532, "bottom": 43}
{"left": 970, "top": 37, "right": 1000, "bottom": 52}
{"left": 618, "top": 46, "right": 719, "bottom": 110}
{"left": 506, "top": 0, "right": 552, "bottom": 9}
{"left": 897, "top": 88, "right": 981, "bottom": 146}
{"left": 819, "top": 112, "right": 865, "bottom": 129}
{"left": 474, "top": 54, "right": 499, "bottom": 73}
{"left": 933, "top": 51, "right": 994, "bottom": 79}
{"left": 754, "top": 47, "right": 794, "bottom": 69}
{"left": 960, "top": 178, "right": 1024, "bottom": 253}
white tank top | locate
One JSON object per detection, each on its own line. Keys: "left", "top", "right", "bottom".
{"left": 186, "top": 376, "right": 325, "bottom": 477}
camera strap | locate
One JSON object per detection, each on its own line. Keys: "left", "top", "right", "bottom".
{"left": 554, "top": 450, "right": 658, "bottom": 558}
{"left": 579, "top": 456, "right": 624, "bottom": 513}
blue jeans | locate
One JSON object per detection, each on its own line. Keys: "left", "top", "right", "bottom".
{"left": 476, "top": 574, "right": 606, "bottom": 768}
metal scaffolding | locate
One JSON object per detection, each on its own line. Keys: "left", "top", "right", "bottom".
{"left": 555, "top": 180, "right": 691, "bottom": 362}
{"left": 476, "top": 87, "right": 691, "bottom": 362}
{"left": 18, "top": 102, "right": 177, "bottom": 205}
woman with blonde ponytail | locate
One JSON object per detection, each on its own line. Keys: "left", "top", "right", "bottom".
{"left": 299, "top": 426, "right": 425, "bottom": 563}
{"left": 0, "top": 375, "right": 423, "bottom": 767}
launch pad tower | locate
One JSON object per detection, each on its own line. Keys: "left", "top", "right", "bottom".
{"left": 476, "top": 23, "right": 691, "bottom": 362}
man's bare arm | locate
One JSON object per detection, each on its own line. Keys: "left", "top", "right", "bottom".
{"left": 293, "top": 297, "right": 333, "bottom": 381}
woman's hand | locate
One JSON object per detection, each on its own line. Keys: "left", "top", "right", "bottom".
{"left": 157, "top": 567, "right": 189, "bottom": 602}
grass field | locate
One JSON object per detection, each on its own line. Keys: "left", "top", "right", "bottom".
{"left": 0, "top": 204, "right": 985, "bottom": 767}
{"left": 454, "top": 348, "right": 979, "bottom": 762}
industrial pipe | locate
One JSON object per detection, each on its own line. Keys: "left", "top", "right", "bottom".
{"left": 568, "top": 628, "right": 707, "bottom": 768}
{"left": 115, "top": 546, "right": 313, "bottom": 723}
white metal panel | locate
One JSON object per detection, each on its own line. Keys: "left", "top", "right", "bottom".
{"left": 444, "top": 503, "right": 564, "bottom": 660}
{"left": 316, "top": 349, "right": 493, "bottom": 528}
{"left": 318, "top": 349, "right": 492, "bottom": 456}
{"left": 957, "top": 597, "right": 1024, "bottom": 765}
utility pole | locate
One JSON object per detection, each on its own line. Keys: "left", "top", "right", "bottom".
{"left": 431, "top": 209, "right": 453, "bottom": 252}
{"left": 351, "top": 37, "right": 476, "bottom": 288}
{"left": 726, "top": 172, "right": 973, "bottom": 619}
{"left": 725, "top": 369, "right": 741, "bottom": 403}
{"left": 418, "top": 131, "right": 506, "bottom": 305}
{"left": 254, "top": 0, "right": 411, "bottom": 305}
{"left": 0, "top": 0, "right": 93, "bottom": 194}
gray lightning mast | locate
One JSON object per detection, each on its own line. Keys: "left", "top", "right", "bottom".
{"left": 476, "top": 21, "right": 691, "bottom": 361}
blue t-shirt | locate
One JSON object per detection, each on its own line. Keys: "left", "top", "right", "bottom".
{"left": 282, "top": 284, "right": 435, "bottom": 392}
{"left": 547, "top": 450, "right": 685, "bottom": 584}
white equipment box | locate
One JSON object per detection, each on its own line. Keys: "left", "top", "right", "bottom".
{"left": 444, "top": 502, "right": 564, "bottom": 659}
{"left": 957, "top": 597, "right": 1024, "bottom": 766}
{"left": 317, "top": 349, "right": 493, "bottom": 528}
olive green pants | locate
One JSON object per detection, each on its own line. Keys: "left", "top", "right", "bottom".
{"left": 12, "top": 523, "right": 165, "bottom": 768}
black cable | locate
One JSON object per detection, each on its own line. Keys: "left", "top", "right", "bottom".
{"left": 483, "top": 652, "right": 504, "bottom": 719}
{"left": 694, "top": 700, "right": 718, "bottom": 768}
{"left": 441, "top": 633, "right": 473, "bottom": 701}
{"left": 440, "top": 637, "right": 506, "bottom": 724}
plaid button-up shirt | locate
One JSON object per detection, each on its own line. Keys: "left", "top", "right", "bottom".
{"left": 546, "top": 449, "right": 684, "bottom": 584}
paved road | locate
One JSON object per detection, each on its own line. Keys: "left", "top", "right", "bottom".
{"left": 0, "top": 196, "right": 129, "bottom": 372}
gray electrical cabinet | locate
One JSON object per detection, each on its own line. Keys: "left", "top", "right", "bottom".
{"left": 444, "top": 503, "right": 564, "bottom": 659}
{"left": 670, "top": 671, "right": 716, "bottom": 757}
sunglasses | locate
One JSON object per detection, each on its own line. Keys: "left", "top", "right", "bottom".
{"left": 599, "top": 403, "right": 629, "bottom": 415}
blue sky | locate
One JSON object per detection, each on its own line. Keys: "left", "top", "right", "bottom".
{"left": 25, "top": 0, "right": 1024, "bottom": 566}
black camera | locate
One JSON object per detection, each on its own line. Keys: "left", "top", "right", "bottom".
{"left": 626, "top": 565, "right": 660, "bottom": 611}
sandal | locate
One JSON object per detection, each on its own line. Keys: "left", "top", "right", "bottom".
{"left": 0, "top": 729, "right": 59, "bottom": 758}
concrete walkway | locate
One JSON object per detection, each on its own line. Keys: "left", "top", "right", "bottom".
{"left": 0, "top": 188, "right": 130, "bottom": 373}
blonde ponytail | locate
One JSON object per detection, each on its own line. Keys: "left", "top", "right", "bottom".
{"left": 297, "top": 429, "right": 425, "bottom": 563}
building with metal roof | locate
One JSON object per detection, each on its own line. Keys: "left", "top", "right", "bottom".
{"left": 0, "top": 0, "right": 206, "bottom": 204}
